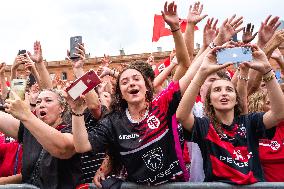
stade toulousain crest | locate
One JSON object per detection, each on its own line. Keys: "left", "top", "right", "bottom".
{"left": 142, "top": 147, "right": 164, "bottom": 172}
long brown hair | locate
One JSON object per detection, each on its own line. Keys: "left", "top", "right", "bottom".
{"left": 204, "top": 79, "right": 243, "bottom": 135}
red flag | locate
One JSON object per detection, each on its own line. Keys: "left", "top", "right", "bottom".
{"left": 152, "top": 14, "right": 198, "bottom": 42}
{"left": 154, "top": 57, "right": 171, "bottom": 76}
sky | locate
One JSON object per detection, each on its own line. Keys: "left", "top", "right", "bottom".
{"left": 0, "top": 0, "right": 283, "bottom": 64}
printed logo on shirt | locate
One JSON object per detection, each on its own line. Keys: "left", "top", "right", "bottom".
{"left": 137, "top": 160, "right": 182, "bottom": 185}
{"left": 219, "top": 147, "right": 253, "bottom": 168}
{"left": 142, "top": 147, "right": 164, "bottom": 172}
{"left": 119, "top": 133, "right": 139, "bottom": 140}
{"left": 219, "top": 156, "right": 250, "bottom": 167}
{"left": 270, "top": 141, "right": 281, "bottom": 150}
{"left": 147, "top": 115, "right": 160, "bottom": 129}
{"left": 237, "top": 124, "right": 247, "bottom": 137}
{"left": 259, "top": 140, "right": 281, "bottom": 151}
{"left": 233, "top": 150, "right": 252, "bottom": 161}
{"left": 5, "top": 136, "right": 15, "bottom": 143}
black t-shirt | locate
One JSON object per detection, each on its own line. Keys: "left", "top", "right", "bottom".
{"left": 81, "top": 106, "right": 108, "bottom": 183}
{"left": 88, "top": 82, "right": 188, "bottom": 185}
{"left": 184, "top": 112, "right": 266, "bottom": 184}
{"left": 18, "top": 122, "right": 83, "bottom": 189}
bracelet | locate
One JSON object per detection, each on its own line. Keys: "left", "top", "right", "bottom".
{"left": 71, "top": 111, "right": 84, "bottom": 117}
{"left": 263, "top": 69, "right": 273, "bottom": 76}
{"left": 209, "top": 42, "right": 217, "bottom": 49}
{"left": 30, "top": 103, "right": 36, "bottom": 107}
{"left": 171, "top": 28, "right": 180, "bottom": 33}
{"left": 262, "top": 73, "right": 275, "bottom": 83}
{"left": 237, "top": 75, "right": 249, "bottom": 81}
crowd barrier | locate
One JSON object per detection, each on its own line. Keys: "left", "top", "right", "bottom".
{"left": 87, "top": 182, "right": 284, "bottom": 189}
{"left": 0, "top": 184, "right": 39, "bottom": 189}
{"left": 2, "top": 182, "right": 284, "bottom": 189}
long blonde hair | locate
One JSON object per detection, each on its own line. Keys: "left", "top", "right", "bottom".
{"left": 248, "top": 89, "right": 267, "bottom": 113}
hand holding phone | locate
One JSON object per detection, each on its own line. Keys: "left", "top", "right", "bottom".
{"left": 70, "top": 36, "right": 82, "bottom": 59}
{"left": 66, "top": 70, "right": 101, "bottom": 100}
{"left": 216, "top": 47, "right": 253, "bottom": 65}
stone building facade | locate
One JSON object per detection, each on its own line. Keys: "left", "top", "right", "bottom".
{"left": 3, "top": 47, "right": 284, "bottom": 83}
{"left": 4, "top": 51, "right": 172, "bottom": 82}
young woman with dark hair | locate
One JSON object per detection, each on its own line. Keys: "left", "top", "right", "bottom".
{"left": 71, "top": 2, "right": 198, "bottom": 185}
{"left": 176, "top": 44, "right": 284, "bottom": 184}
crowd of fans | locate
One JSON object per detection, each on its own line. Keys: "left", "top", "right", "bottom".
{"left": 0, "top": 1, "right": 284, "bottom": 189}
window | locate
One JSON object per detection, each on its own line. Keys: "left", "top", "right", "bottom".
{"left": 61, "top": 72, "right": 67, "bottom": 80}
{"left": 49, "top": 73, "right": 56, "bottom": 80}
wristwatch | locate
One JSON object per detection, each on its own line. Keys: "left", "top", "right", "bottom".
{"left": 209, "top": 42, "right": 217, "bottom": 49}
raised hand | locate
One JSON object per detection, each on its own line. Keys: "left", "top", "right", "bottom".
{"left": 28, "top": 41, "right": 43, "bottom": 64}
{"left": 4, "top": 91, "right": 31, "bottom": 121}
{"left": 62, "top": 89, "right": 86, "bottom": 114}
{"left": 269, "top": 29, "right": 284, "bottom": 47}
{"left": 24, "top": 61, "right": 35, "bottom": 71}
{"left": 242, "top": 45, "right": 272, "bottom": 74}
{"left": 67, "top": 43, "right": 86, "bottom": 69}
{"left": 97, "top": 66, "right": 112, "bottom": 78}
{"left": 203, "top": 18, "right": 219, "bottom": 47}
{"left": 187, "top": 1, "right": 207, "bottom": 25}
{"left": 21, "top": 53, "right": 36, "bottom": 71}
{"left": 199, "top": 46, "right": 233, "bottom": 76}
{"left": 242, "top": 23, "right": 258, "bottom": 43}
{"left": 0, "top": 62, "right": 6, "bottom": 75}
{"left": 161, "top": 1, "right": 179, "bottom": 30}
{"left": 101, "top": 54, "right": 112, "bottom": 67}
{"left": 12, "top": 55, "right": 24, "bottom": 70}
{"left": 271, "top": 48, "right": 283, "bottom": 61}
{"left": 216, "top": 14, "right": 244, "bottom": 45}
{"left": 147, "top": 55, "right": 155, "bottom": 65}
{"left": 258, "top": 15, "right": 281, "bottom": 47}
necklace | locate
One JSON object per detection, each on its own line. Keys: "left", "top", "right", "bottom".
{"left": 126, "top": 108, "right": 149, "bottom": 124}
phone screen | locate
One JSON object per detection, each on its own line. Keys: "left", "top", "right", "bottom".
{"left": 216, "top": 47, "right": 252, "bottom": 65}
{"left": 70, "top": 36, "right": 82, "bottom": 59}
{"left": 10, "top": 79, "right": 27, "bottom": 100}
{"left": 18, "top": 50, "right": 27, "bottom": 57}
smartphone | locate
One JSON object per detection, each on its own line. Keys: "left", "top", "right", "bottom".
{"left": 18, "top": 50, "right": 27, "bottom": 57}
{"left": 70, "top": 36, "right": 82, "bottom": 59}
{"left": 10, "top": 79, "right": 27, "bottom": 100}
{"left": 275, "top": 70, "right": 282, "bottom": 83}
{"left": 66, "top": 69, "right": 101, "bottom": 100}
{"left": 216, "top": 47, "right": 252, "bottom": 65}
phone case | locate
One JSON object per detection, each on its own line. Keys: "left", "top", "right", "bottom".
{"left": 66, "top": 70, "right": 101, "bottom": 100}
{"left": 70, "top": 36, "right": 82, "bottom": 59}
{"left": 216, "top": 47, "right": 252, "bottom": 65}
